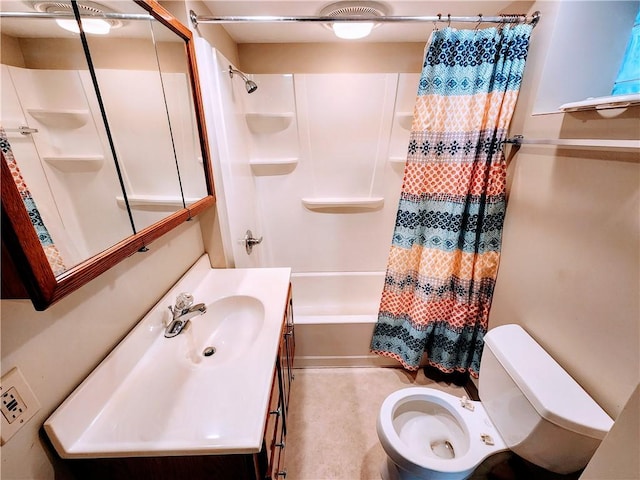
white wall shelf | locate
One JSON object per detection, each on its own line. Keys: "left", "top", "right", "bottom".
{"left": 302, "top": 197, "right": 384, "bottom": 213}
{"left": 249, "top": 158, "right": 298, "bottom": 176}
{"left": 389, "top": 156, "right": 406, "bottom": 164}
{"left": 245, "top": 112, "right": 294, "bottom": 134}
{"left": 43, "top": 155, "right": 104, "bottom": 172}
{"left": 533, "top": 1, "right": 637, "bottom": 114}
{"left": 115, "top": 195, "right": 199, "bottom": 210}
{"left": 27, "top": 109, "right": 90, "bottom": 129}
{"left": 559, "top": 94, "right": 640, "bottom": 113}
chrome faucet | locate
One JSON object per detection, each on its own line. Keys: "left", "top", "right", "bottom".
{"left": 164, "top": 293, "right": 207, "bottom": 338}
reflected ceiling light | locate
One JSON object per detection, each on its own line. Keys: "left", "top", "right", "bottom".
{"left": 320, "top": 1, "right": 387, "bottom": 40}
{"left": 55, "top": 17, "right": 110, "bottom": 34}
{"left": 32, "top": 1, "right": 124, "bottom": 35}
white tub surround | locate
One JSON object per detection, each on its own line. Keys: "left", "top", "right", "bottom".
{"left": 292, "top": 271, "right": 399, "bottom": 367}
{"left": 44, "top": 255, "right": 291, "bottom": 458}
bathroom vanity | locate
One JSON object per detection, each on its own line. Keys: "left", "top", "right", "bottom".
{"left": 44, "top": 256, "right": 294, "bottom": 479}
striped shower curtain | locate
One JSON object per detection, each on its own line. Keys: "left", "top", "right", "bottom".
{"left": 371, "top": 24, "right": 532, "bottom": 377}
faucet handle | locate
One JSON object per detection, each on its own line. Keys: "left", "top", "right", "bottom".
{"left": 175, "top": 292, "right": 194, "bottom": 311}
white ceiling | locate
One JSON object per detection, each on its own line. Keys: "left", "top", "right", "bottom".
{"left": 198, "top": 1, "right": 536, "bottom": 43}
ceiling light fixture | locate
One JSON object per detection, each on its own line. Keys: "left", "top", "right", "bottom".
{"left": 320, "top": 1, "right": 388, "bottom": 40}
{"left": 32, "top": 1, "right": 124, "bottom": 35}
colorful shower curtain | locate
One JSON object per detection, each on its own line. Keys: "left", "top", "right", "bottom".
{"left": 371, "top": 24, "right": 532, "bottom": 377}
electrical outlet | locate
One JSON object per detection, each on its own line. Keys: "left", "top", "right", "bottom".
{"left": 0, "top": 367, "right": 41, "bottom": 445}
{"left": 2, "top": 387, "right": 26, "bottom": 423}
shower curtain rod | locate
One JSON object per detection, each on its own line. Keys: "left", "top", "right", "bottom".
{"left": 0, "top": 12, "right": 154, "bottom": 21}
{"left": 189, "top": 11, "right": 540, "bottom": 28}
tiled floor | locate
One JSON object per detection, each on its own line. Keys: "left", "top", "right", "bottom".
{"left": 284, "top": 367, "right": 583, "bottom": 480}
{"left": 285, "top": 367, "right": 465, "bottom": 480}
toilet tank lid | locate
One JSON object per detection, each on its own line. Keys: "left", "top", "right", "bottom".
{"left": 484, "top": 325, "right": 614, "bottom": 440}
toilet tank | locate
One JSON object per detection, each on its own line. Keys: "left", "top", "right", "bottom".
{"left": 478, "top": 324, "right": 613, "bottom": 474}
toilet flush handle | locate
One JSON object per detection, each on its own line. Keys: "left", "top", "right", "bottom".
{"left": 481, "top": 434, "right": 495, "bottom": 446}
{"left": 460, "top": 396, "right": 475, "bottom": 411}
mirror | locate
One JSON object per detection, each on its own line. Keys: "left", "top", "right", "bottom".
{"left": 1, "top": 0, "right": 215, "bottom": 310}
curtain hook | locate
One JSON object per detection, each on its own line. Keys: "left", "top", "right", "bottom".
{"left": 498, "top": 13, "right": 505, "bottom": 32}
{"left": 447, "top": 14, "right": 451, "bottom": 28}
{"left": 433, "top": 13, "right": 441, "bottom": 31}
{"left": 475, "top": 13, "right": 483, "bottom": 31}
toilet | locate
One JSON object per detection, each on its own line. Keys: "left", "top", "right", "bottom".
{"left": 376, "top": 324, "right": 614, "bottom": 480}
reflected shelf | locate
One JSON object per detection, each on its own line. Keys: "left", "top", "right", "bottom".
{"left": 27, "top": 108, "right": 90, "bottom": 129}
{"left": 116, "top": 195, "right": 200, "bottom": 210}
{"left": 43, "top": 155, "right": 104, "bottom": 172}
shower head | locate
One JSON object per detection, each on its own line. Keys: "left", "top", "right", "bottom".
{"left": 228, "top": 66, "right": 258, "bottom": 94}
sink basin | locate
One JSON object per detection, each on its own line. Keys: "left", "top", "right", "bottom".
{"left": 178, "top": 295, "right": 265, "bottom": 367}
{"left": 43, "top": 255, "right": 291, "bottom": 458}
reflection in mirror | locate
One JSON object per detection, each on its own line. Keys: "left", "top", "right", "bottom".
{"left": 0, "top": 6, "right": 136, "bottom": 275}
{"left": 1, "top": 0, "right": 215, "bottom": 309}
{"left": 80, "top": 1, "right": 206, "bottom": 231}
{"left": 150, "top": 17, "right": 208, "bottom": 211}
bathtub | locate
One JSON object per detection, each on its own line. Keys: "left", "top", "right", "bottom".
{"left": 291, "top": 271, "right": 398, "bottom": 368}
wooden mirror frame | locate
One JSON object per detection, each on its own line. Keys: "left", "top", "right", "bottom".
{"left": 1, "top": 0, "right": 215, "bottom": 311}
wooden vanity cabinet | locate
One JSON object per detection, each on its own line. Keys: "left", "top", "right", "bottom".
{"left": 60, "top": 287, "right": 295, "bottom": 480}
{"left": 263, "top": 288, "right": 295, "bottom": 479}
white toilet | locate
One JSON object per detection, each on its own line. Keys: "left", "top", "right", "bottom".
{"left": 376, "top": 324, "right": 614, "bottom": 480}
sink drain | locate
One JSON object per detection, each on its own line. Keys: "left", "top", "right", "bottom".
{"left": 202, "top": 346, "right": 216, "bottom": 357}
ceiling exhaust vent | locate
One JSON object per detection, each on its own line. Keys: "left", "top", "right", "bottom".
{"left": 319, "top": 1, "right": 389, "bottom": 39}
{"left": 31, "top": 1, "right": 125, "bottom": 29}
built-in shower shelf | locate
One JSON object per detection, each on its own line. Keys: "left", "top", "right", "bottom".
{"left": 250, "top": 158, "right": 298, "bottom": 176}
{"left": 395, "top": 112, "right": 413, "bottom": 131}
{"left": 116, "top": 195, "right": 200, "bottom": 210}
{"left": 302, "top": 197, "right": 384, "bottom": 213}
{"left": 245, "top": 112, "right": 294, "bottom": 134}
{"left": 27, "top": 109, "right": 90, "bottom": 129}
{"left": 43, "top": 155, "right": 103, "bottom": 172}
{"left": 389, "top": 156, "right": 406, "bottom": 165}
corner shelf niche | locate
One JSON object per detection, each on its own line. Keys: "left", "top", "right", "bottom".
{"left": 250, "top": 158, "right": 298, "bottom": 176}
{"left": 302, "top": 196, "right": 384, "bottom": 213}
{"left": 27, "top": 109, "right": 90, "bottom": 129}
{"left": 395, "top": 112, "right": 413, "bottom": 131}
{"left": 43, "top": 155, "right": 104, "bottom": 172}
{"left": 245, "top": 113, "right": 294, "bottom": 134}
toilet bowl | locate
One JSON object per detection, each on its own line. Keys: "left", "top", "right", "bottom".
{"left": 377, "top": 388, "right": 507, "bottom": 480}
{"left": 376, "top": 325, "right": 614, "bottom": 480}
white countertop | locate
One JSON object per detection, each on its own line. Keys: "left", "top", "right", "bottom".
{"left": 44, "top": 255, "right": 291, "bottom": 458}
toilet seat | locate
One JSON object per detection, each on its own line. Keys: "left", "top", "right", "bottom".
{"left": 377, "top": 387, "right": 508, "bottom": 479}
